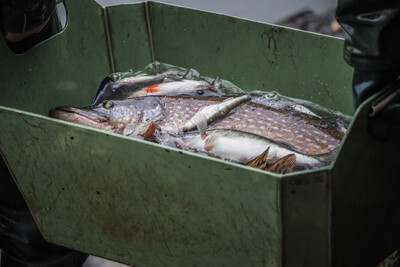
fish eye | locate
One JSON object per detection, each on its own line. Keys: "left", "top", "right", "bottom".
{"left": 196, "top": 90, "right": 204, "bottom": 95}
{"left": 102, "top": 100, "right": 114, "bottom": 109}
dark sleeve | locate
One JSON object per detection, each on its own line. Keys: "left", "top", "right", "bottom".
{"left": 0, "top": 0, "right": 56, "bottom": 33}
{"left": 336, "top": 0, "right": 400, "bottom": 71}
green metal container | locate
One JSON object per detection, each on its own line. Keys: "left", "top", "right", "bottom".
{"left": 1, "top": 1, "right": 399, "bottom": 266}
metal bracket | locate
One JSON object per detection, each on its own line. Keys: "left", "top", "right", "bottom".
{"left": 369, "top": 77, "right": 400, "bottom": 117}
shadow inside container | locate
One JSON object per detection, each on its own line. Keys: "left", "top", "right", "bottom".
{"left": 5, "top": 1, "right": 67, "bottom": 54}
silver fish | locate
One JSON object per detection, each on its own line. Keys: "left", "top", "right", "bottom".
{"left": 185, "top": 129, "right": 328, "bottom": 169}
{"left": 93, "top": 74, "right": 167, "bottom": 105}
{"left": 129, "top": 77, "right": 223, "bottom": 98}
{"left": 183, "top": 94, "right": 251, "bottom": 136}
{"left": 291, "top": 104, "right": 322, "bottom": 119}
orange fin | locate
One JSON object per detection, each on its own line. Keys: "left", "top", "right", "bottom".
{"left": 142, "top": 121, "right": 157, "bottom": 141}
{"left": 144, "top": 84, "right": 160, "bottom": 93}
{"left": 267, "top": 154, "right": 296, "bottom": 174}
{"left": 246, "top": 147, "right": 270, "bottom": 170}
{"left": 204, "top": 134, "right": 217, "bottom": 152}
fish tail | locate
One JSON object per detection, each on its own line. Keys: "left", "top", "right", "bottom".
{"left": 316, "top": 148, "right": 338, "bottom": 165}
{"left": 212, "top": 76, "right": 222, "bottom": 89}
{"left": 246, "top": 147, "right": 270, "bottom": 169}
{"left": 204, "top": 134, "right": 218, "bottom": 152}
{"left": 267, "top": 154, "right": 296, "bottom": 174}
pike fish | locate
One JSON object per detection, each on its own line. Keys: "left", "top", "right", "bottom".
{"left": 50, "top": 94, "right": 347, "bottom": 158}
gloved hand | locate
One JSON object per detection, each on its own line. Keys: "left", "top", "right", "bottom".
{"left": 352, "top": 69, "right": 400, "bottom": 139}
{"left": 0, "top": 0, "right": 62, "bottom": 53}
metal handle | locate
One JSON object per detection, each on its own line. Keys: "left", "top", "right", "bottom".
{"left": 369, "top": 78, "right": 400, "bottom": 117}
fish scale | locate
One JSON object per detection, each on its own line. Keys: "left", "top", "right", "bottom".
{"left": 158, "top": 96, "right": 343, "bottom": 155}
{"left": 51, "top": 95, "right": 346, "bottom": 156}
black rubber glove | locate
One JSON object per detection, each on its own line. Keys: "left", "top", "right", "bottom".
{"left": 352, "top": 69, "right": 399, "bottom": 110}
{"left": 0, "top": 0, "right": 56, "bottom": 33}
{"left": 368, "top": 93, "right": 400, "bottom": 140}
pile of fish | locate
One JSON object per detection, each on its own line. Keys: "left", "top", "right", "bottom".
{"left": 50, "top": 63, "right": 349, "bottom": 174}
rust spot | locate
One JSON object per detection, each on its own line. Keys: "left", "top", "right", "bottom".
{"left": 261, "top": 27, "right": 286, "bottom": 61}
{"left": 228, "top": 17, "right": 236, "bottom": 23}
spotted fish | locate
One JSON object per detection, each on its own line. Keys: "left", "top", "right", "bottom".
{"left": 50, "top": 94, "right": 348, "bottom": 157}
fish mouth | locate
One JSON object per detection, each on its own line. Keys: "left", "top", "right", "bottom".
{"left": 49, "top": 106, "right": 112, "bottom": 130}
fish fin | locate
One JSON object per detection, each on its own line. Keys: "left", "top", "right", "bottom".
{"left": 246, "top": 147, "right": 270, "bottom": 169}
{"left": 316, "top": 148, "right": 339, "bottom": 165}
{"left": 192, "top": 111, "right": 208, "bottom": 138}
{"left": 174, "top": 141, "right": 183, "bottom": 150}
{"left": 211, "top": 76, "right": 226, "bottom": 96}
{"left": 122, "top": 123, "right": 136, "bottom": 136}
{"left": 204, "top": 134, "right": 217, "bottom": 152}
{"left": 291, "top": 104, "right": 322, "bottom": 119}
{"left": 267, "top": 154, "right": 296, "bottom": 174}
{"left": 184, "top": 135, "right": 201, "bottom": 149}
{"left": 141, "top": 121, "right": 158, "bottom": 141}
{"left": 92, "top": 76, "right": 114, "bottom": 105}
{"left": 212, "top": 76, "right": 222, "bottom": 89}
{"left": 144, "top": 84, "right": 161, "bottom": 93}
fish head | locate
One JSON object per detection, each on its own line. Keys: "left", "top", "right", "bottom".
{"left": 49, "top": 97, "right": 164, "bottom": 132}
{"left": 92, "top": 74, "right": 166, "bottom": 105}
